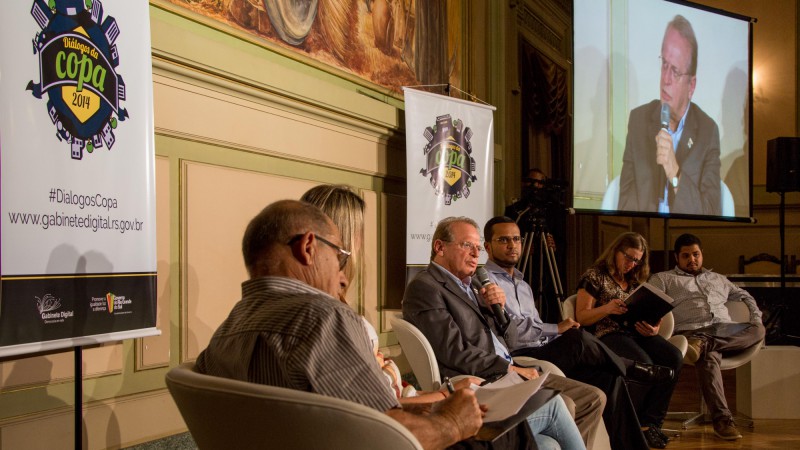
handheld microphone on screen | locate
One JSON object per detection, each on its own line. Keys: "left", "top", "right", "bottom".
{"left": 660, "top": 103, "right": 670, "bottom": 130}
{"left": 474, "top": 267, "right": 508, "bottom": 327}
{"left": 659, "top": 103, "right": 671, "bottom": 196}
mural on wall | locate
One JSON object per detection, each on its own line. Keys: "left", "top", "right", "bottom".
{"left": 164, "top": 0, "right": 462, "bottom": 94}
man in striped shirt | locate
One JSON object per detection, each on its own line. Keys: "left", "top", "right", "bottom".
{"left": 196, "top": 200, "right": 484, "bottom": 449}
{"left": 649, "top": 233, "right": 764, "bottom": 440}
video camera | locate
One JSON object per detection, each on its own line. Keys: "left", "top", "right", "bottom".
{"left": 520, "top": 177, "right": 567, "bottom": 210}
{"left": 505, "top": 178, "right": 567, "bottom": 232}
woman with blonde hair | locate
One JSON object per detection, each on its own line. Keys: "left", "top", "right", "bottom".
{"left": 575, "top": 232, "right": 682, "bottom": 449}
{"left": 301, "top": 184, "right": 365, "bottom": 301}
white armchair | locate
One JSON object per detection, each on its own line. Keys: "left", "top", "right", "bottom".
{"left": 165, "top": 362, "right": 423, "bottom": 450}
{"left": 389, "top": 316, "right": 478, "bottom": 390}
{"left": 669, "top": 301, "right": 765, "bottom": 429}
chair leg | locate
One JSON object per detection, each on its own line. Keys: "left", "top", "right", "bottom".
{"left": 666, "top": 394, "right": 755, "bottom": 430}
{"left": 665, "top": 391, "right": 707, "bottom": 429}
{"left": 665, "top": 411, "right": 704, "bottom": 429}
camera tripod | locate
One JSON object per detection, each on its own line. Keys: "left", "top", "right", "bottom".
{"left": 515, "top": 212, "right": 565, "bottom": 319}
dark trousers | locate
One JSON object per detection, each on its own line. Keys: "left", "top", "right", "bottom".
{"left": 601, "top": 332, "right": 684, "bottom": 426}
{"left": 679, "top": 323, "right": 765, "bottom": 420}
{"left": 512, "top": 329, "right": 648, "bottom": 450}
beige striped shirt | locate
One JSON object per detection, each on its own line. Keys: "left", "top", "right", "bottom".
{"left": 195, "top": 276, "right": 399, "bottom": 412}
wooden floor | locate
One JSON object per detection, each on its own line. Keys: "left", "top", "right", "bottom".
{"left": 655, "top": 364, "right": 800, "bottom": 449}
{"left": 659, "top": 419, "right": 800, "bottom": 449}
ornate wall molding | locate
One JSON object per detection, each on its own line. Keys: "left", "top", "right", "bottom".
{"left": 515, "top": 4, "right": 562, "bottom": 54}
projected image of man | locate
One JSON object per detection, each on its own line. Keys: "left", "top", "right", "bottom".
{"left": 618, "top": 15, "right": 721, "bottom": 215}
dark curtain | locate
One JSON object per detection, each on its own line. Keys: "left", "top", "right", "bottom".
{"left": 518, "top": 38, "right": 571, "bottom": 323}
{"left": 519, "top": 40, "right": 569, "bottom": 136}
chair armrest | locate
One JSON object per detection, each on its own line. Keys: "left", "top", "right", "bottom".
{"left": 669, "top": 335, "right": 688, "bottom": 358}
{"left": 720, "top": 339, "right": 764, "bottom": 370}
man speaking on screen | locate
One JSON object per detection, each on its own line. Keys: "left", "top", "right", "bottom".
{"left": 618, "top": 15, "right": 721, "bottom": 215}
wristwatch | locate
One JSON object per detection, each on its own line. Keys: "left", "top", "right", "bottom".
{"left": 671, "top": 168, "right": 681, "bottom": 188}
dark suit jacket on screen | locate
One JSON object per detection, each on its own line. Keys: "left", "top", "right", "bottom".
{"left": 618, "top": 100, "right": 721, "bottom": 215}
{"left": 402, "top": 263, "right": 514, "bottom": 381}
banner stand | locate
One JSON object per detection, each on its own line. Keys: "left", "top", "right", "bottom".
{"left": 75, "top": 346, "right": 82, "bottom": 450}
{"left": 402, "top": 86, "right": 496, "bottom": 271}
{"left": 1, "top": 0, "right": 160, "bottom": 361}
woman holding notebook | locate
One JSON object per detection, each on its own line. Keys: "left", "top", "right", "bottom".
{"left": 575, "top": 232, "right": 683, "bottom": 449}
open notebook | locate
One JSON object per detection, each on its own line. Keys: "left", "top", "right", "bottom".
{"left": 472, "top": 371, "right": 558, "bottom": 442}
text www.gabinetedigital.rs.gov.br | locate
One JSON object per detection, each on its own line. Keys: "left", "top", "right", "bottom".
{"left": 7, "top": 211, "right": 144, "bottom": 234}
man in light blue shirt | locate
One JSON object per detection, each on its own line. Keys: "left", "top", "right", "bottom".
{"left": 484, "top": 253, "right": 565, "bottom": 348}
{"left": 482, "top": 216, "right": 671, "bottom": 450}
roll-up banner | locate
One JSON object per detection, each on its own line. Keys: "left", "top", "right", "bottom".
{"left": 403, "top": 88, "right": 495, "bottom": 272}
{"left": 0, "top": 0, "right": 158, "bottom": 358}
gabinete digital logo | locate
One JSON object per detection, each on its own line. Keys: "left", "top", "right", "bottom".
{"left": 35, "top": 293, "right": 74, "bottom": 322}
{"left": 418, "top": 114, "right": 478, "bottom": 205}
{"left": 35, "top": 293, "right": 61, "bottom": 314}
{"left": 27, "top": 0, "right": 128, "bottom": 160}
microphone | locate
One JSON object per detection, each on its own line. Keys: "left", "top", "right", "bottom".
{"left": 474, "top": 267, "right": 508, "bottom": 327}
{"left": 659, "top": 103, "right": 671, "bottom": 199}
{"left": 660, "top": 103, "right": 670, "bottom": 130}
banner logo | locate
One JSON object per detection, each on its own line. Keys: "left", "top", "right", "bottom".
{"left": 35, "top": 293, "right": 62, "bottom": 314}
{"left": 418, "top": 114, "right": 477, "bottom": 205}
{"left": 27, "top": 0, "right": 128, "bottom": 160}
{"left": 89, "top": 292, "right": 132, "bottom": 315}
{"left": 35, "top": 293, "right": 74, "bottom": 323}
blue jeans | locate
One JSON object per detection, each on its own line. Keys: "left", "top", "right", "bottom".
{"left": 527, "top": 395, "right": 586, "bottom": 450}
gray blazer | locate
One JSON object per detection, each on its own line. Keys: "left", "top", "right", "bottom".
{"left": 402, "top": 263, "right": 514, "bottom": 381}
{"left": 618, "top": 100, "right": 721, "bottom": 215}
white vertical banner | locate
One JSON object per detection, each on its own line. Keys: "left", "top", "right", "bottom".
{"left": 0, "top": 0, "right": 158, "bottom": 357}
{"left": 403, "top": 88, "right": 495, "bottom": 266}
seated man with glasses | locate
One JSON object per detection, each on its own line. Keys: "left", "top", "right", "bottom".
{"left": 482, "top": 217, "right": 675, "bottom": 450}
{"left": 617, "top": 14, "right": 721, "bottom": 215}
{"left": 575, "top": 232, "right": 684, "bottom": 448}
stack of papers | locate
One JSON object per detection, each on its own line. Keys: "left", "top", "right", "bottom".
{"left": 473, "top": 371, "right": 550, "bottom": 422}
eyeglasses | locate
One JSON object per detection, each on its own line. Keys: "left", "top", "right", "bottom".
{"left": 493, "top": 236, "right": 523, "bottom": 245}
{"left": 620, "top": 251, "right": 642, "bottom": 266}
{"left": 288, "top": 233, "right": 351, "bottom": 270}
{"left": 659, "top": 56, "right": 690, "bottom": 81}
{"left": 447, "top": 241, "right": 484, "bottom": 254}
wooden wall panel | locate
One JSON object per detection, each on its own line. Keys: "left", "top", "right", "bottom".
{"left": 138, "top": 156, "right": 172, "bottom": 369}
{"left": 182, "top": 162, "right": 317, "bottom": 360}
{"left": 0, "top": 344, "right": 122, "bottom": 391}
{"left": 153, "top": 75, "right": 390, "bottom": 176}
{"left": 361, "top": 189, "right": 379, "bottom": 328}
